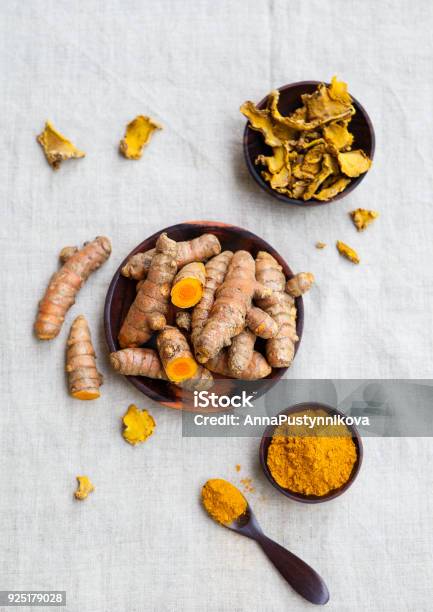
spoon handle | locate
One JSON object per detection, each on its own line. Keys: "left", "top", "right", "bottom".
{"left": 256, "top": 533, "right": 330, "bottom": 605}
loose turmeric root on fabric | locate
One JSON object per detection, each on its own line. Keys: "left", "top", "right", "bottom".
{"left": 121, "top": 234, "right": 221, "bottom": 281}
{"left": 118, "top": 233, "right": 178, "bottom": 348}
{"left": 34, "top": 236, "right": 111, "bottom": 340}
{"left": 66, "top": 315, "right": 103, "bottom": 399}
{"left": 195, "top": 251, "right": 271, "bottom": 363}
{"left": 255, "top": 251, "right": 298, "bottom": 368}
{"left": 171, "top": 262, "right": 206, "bottom": 308}
{"left": 37, "top": 121, "right": 85, "bottom": 170}
{"left": 74, "top": 476, "right": 94, "bottom": 500}
{"left": 191, "top": 251, "right": 233, "bottom": 349}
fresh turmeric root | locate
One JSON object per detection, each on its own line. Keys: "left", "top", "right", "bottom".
{"left": 255, "top": 251, "right": 298, "bottom": 368}
{"left": 286, "top": 272, "right": 315, "bottom": 297}
{"left": 35, "top": 236, "right": 111, "bottom": 340}
{"left": 246, "top": 306, "right": 278, "bottom": 339}
{"left": 66, "top": 315, "right": 102, "bottom": 400}
{"left": 118, "top": 233, "right": 178, "bottom": 348}
{"left": 195, "top": 251, "right": 271, "bottom": 363}
{"left": 110, "top": 348, "right": 167, "bottom": 379}
{"left": 110, "top": 347, "right": 213, "bottom": 391}
{"left": 207, "top": 350, "right": 271, "bottom": 380}
{"left": 191, "top": 251, "right": 233, "bottom": 349}
{"left": 175, "top": 311, "right": 192, "bottom": 332}
{"left": 121, "top": 234, "right": 221, "bottom": 281}
{"left": 171, "top": 262, "right": 206, "bottom": 308}
{"left": 227, "top": 329, "right": 256, "bottom": 377}
{"left": 156, "top": 326, "right": 198, "bottom": 382}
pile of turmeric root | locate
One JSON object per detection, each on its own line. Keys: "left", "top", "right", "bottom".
{"left": 33, "top": 231, "right": 314, "bottom": 398}
{"left": 110, "top": 232, "right": 314, "bottom": 392}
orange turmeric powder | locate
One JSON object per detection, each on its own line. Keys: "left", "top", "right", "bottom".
{"left": 267, "top": 409, "right": 357, "bottom": 496}
{"left": 201, "top": 479, "right": 247, "bottom": 525}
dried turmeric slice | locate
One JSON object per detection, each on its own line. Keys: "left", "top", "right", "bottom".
{"left": 350, "top": 208, "right": 379, "bottom": 231}
{"left": 37, "top": 121, "right": 85, "bottom": 170}
{"left": 75, "top": 476, "right": 94, "bottom": 500}
{"left": 328, "top": 75, "right": 352, "bottom": 104}
{"left": 336, "top": 241, "right": 360, "bottom": 264}
{"left": 171, "top": 262, "right": 206, "bottom": 308}
{"left": 119, "top": 115, "right": 162, "bottom": 160}
{"left": 338, "top": 150, "right": 372, "bottom": 178}
{"left": 315, "top": 177, "right": 351, "bottom": 201}
{"left": 322, "top": 121, "right": 353, "bottom": 152}
{"left": 240, "top": 101, "right": 283, "bottom": 147}
{"left": 315, "top": 242, "right": 327, "bottom": 249}
{"left": 255, "top": 145, "right": 285, "bottom": 174}
{"left": 122, "top": 404, "right": 156, "bottom": 446}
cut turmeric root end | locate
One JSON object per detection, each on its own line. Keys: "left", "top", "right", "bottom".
{"left": 72, "top": 389, "right": 101, "bottom": 400}
{"left": 171, "top": 277, "right": 203, "bottom": 308}
{"left": 165, "top": 357, "right": 198, "bottom": 382}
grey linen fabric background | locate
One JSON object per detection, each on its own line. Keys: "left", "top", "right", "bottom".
{"left": 1, "top": 1, "right": 433, "bottom": 611}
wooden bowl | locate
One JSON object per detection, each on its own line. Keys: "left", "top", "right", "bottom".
{"left": 259, "top": 402, "right": 363, "bottom": 503}
{"left": 243, "top": 81, "right": 375, "bottom": 207}
{"left": 104, "top": 221, "right": 304, "bottom": 411}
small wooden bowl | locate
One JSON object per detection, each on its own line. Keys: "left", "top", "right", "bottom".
{"left": 104, "top": 221, "right": 304, "bottom": 411}
{"left": 259, "top": 402, "right": 363, "bottom": 503}
{"left": 243, "top": 81, "right": 375, "bottom": 207}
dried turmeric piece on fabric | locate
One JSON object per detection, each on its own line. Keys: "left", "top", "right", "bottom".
{"left": 122, "top": 404, "right": 155, "bottom": 446}
{"left": 350, "top": 208, "right": 379, "bottom": 231}
{"left": 338, "top": 150, "right": 372, "bottom": 178}
{"left": 74, "top": 476, "right": 94, "bottom": 500}
{"left": 315, "top": 242, "right": 327, "bottom": 249}
{"left": 119, "top": 115, "right": 162, "bottom": 160}
{"left": 37, "top": 121, "right": 85, "bottom": 170}
{"left": 336, "top": 241, "right": 360, "bottom": 264}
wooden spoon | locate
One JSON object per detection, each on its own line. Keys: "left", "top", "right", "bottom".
{"left": 226, "top": 504, "right": 329, "bottom": 605}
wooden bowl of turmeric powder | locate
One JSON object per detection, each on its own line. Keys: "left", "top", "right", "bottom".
{"left": 104, "top": 221, "right": 305, "bottom": 411}
{"left": 259, "top": 403, "right": 363, "bottom": 503}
